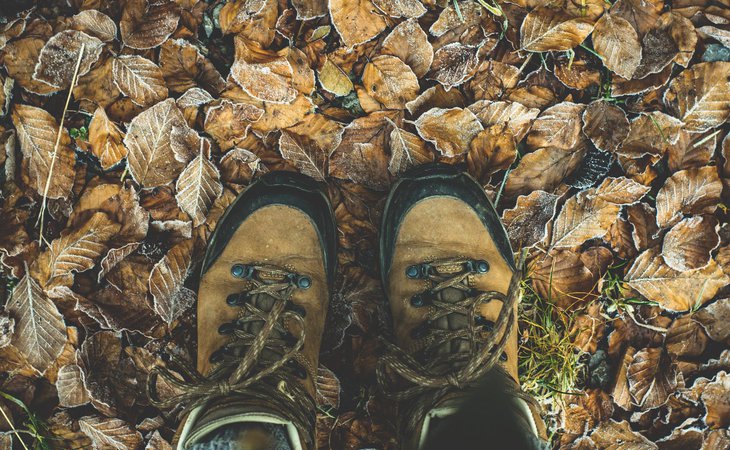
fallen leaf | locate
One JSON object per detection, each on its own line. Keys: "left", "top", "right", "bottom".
{"left": 291, "top": 0, "right": 327, "bottom": 19}
{"left": 316, "top": 365, "right": 341, "bottom": 409}
{"left": 584, "top": 419, "right": 658, "bottom": 449}
{"left": 628, "top": 347, "right": 678, "bottom": 409}
{"left": 120, "top": 0, "right": 180, "bottom": 50}
{"left": 592, "top": 14, "right": 642, "bottom": 79}
{"left": 702, "top": 429, "right": 730, "bottom": 450}
{"left": 3, "top": 37, "right": 58, "bottom": 95}
{"left": 618, "top": 111, "right": 683, "bottom": 157}
{"left": 7, "top": 273, "right": 67, "bottom": 375}
{"left": 612, "top": 347, "right": 637, "bottom": 411}
{"left": 693, "top": 299, "right": 730, "bottom": 345}
{"left": 11, "top": 104, "right": 75, "bottom": 199}
{"left": 664, "top": 62, "right": 730, "bottom": 132}
{"left": 279, "top": 114, "right": 343, "bottom": 181}
{"left": 659, "top": 12, "right": 697, "bottom": 68}
{"left": 700, "top": 371, "right": 729, "bottom": 428}
{"left": 159, "top": 39, "right": 226, "bottom": 96}
{"left": 531, "top": 249, "right": 597, "bottom": 308}
{"left": 520, "top": 7, "right": 595, "bottom": 52}
{"left": 112, "top": 55, "right": 168, "bottom": 107}
{"left": 381, "top": 19, "right": 433, "bottom": 78}
{"left": 175, "top": 147, "right": 223, "bottom": 227}
{"left": 219, "top": 0, "right": 277, "bottom": 46}
{"left": 88, "top": 107, "right": 126, "bottom": 170}
{"left": 655, "top": 167, "right": 723, "bottom": 229}
{"left": 70, "top": 10, "right": 117, "bottom": 42}
{"left": 466, "top": 124, "right": 516, "bottom": 183}
{"left": 505, "top": 146, "right": 585, "bottom": 198}
{"left": 626, "top": 247, "right": 729, "bottom": 312}
{"left": 362, "top": 55, "right": 420, "bottom": 109}
{"left": 388, "top": 122, "right": 432, "bottom": 176}
{"left": 592, "top": 177, "right": 650, "bottom": 205}
{"left": 550, "top": 191, "right": 621, "bottom": 249}
{"left": 406, "top": 84, "right": 465, "bottom": 117}
{"left": 527, "top": 102, "right": 585, "bottom": 151}
{"left": 33, "top": 30, "right": 103, "bottom": 89}
{"left": 428, "top": 43, "right": 480, "bottom": 90}
{"left": 204, "top": 99, "right": 263, "bottom": 150}
{"left": 662, "top": 216, "right": 719, "bottom": 271}
{"left": 582, "top": 100, "right": 630, "bottom": 153}
{"left": 666, "top": 315, "right": 709, "bottom": 358}
{"left": 56, "top": 364, "right": 91, "bottom": 408}
{"left": 610, "top": 0, "right": 662, "bottom": 36}
{"left": 414, "top": 107, "right": 483, "bottom": 158}
{"left": 329, "top": 0, "right": 387, "bottom": 48}
{"left": 79, "top": 415, "right": 142, "bottom": 450}
{"left": 150, "top": 238, "right": 195, "bottom": 325}
{"left": 73, "top": 55, "right": 120, "bottom": 108}
{"left": 467, "top": 100, "right": 540, "bottom": 142}
{"left": 123, "top": 98, "right": 190, "bottom": 187}
{"left": 502, "top": 190, "right": 559, "bottom": 249}
{"left": 318, "top": 58, "right": 353, "bottom": 97}
{"left": 372, "top": 0, "right": 426, "bottom": 19}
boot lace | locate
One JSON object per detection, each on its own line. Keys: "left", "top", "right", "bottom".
{"left": 147, "top": 263, "right": 315, "bottom": 445}
{"left": 377, "top": 253, "right": 537, "bottom": 433}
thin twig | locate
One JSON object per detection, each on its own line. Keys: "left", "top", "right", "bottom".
{"left": 37, "top": 43, "right": 85, "bottom": 245}
{"left": 0, "top": 404, "right": 30, "bottom": 450}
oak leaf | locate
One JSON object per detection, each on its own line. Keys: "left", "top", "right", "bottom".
{"left": 112, "top": 55, "right": 168, "bottom": 107}
{"left": 520, "top": 7, "right": 594, "bottom": 52}
{"left": 88, "top": 107, "right": 126, "bottom": 170}
{"left": 664, "top": 62, "right": 730, "bottom": 132}
{"left": 7, "top": 273, "right": 67, "bottom": 375}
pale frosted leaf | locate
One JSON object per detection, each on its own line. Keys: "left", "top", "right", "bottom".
{"left": 628, "top": 347, "right": 678, "bottom": 409}
{"left": 428, "top": 42, "right": 479, "bottom": 89}
{"left": 667, "top": 130, "right": 716, "bottom": 173}
{"left": 119, "top": 0, "right": 180, "bottom": 50}
{"left": 587, "top": 419, "right": 658, "bottom": 449}
{"left": 88, "top": 107, "right": 126, "bottom": 170}
{"left": 526, "top": 102, "right": 585, "bottom": 151}
{"left": 504, "top": 146, "right": 585, "bottom": 198}
{"left": 693, "top": 299, "right": 730, "bottom": 345}
{"left": 362, "top": 55, "right": 419, "bottom": 109}
{"left": 329, "top": 0, "right": 387, "bottom": 47}
{"left": 7, "top": 273, "right": 66, "bottom": 374}
{"left": 291, "top": 0, "right": 327, "bottom": 19}
{"left": 550, "top": 192, "right": 621, "bottom": 249}
{"left": 626, "top": 248, "right": 729, "bottom": 312}
{"left": 11, "top": 104, "right": 75, "bottom": 199}
{"left": 230, "top": 38, "right": 297, "bottom": 104}
{"left": 388, "top": 123, "right": 432, "bottom": 176}
{"left": 592, "top": 14, "right": 642, "bottom": 79}
{"left": 175, "top": 150, "right": 223, "bottom": 227}
{"left": 662, "top": 216, "right": 719, "bottom": 271}
{"left": 112, "top": 55, "right": 168, "bottom": 107}
{"left": 33, "top": 30, "right": 103, "bottom": 89}
{"left": 664, "top": 62, "right": 730, "bottom": 132}
{"left": 520, "top": 7, "right": 595, "bottom": 52}
{"left": 593, "top": 177, "right": 650, "bottom": 204}
{"left": 701, "top": 372, "right": 730, "bottom": 429}
{"left": 414, "top": 107, "right": 482, "bottom": 158}
{"left": 467, "top": 100, "right": 540, "bottom": 142}
{"left": 150, "top": 239, "right": 195, "bottom": 324}
{"left": 124, "top": 98, "right": 189, "bottom": 187}
{"left": 666, "top": 315, "right": 709, "bottom": 358}
{"left": 57, "top": 364, "right": 90, "bottom": 407}
{"left": 381, "top": 19, "right": 433, "bottom": 78}
{"left": 502, "top": 190, "right": 559, "bottom": 249}
{"left": 3, "top": 37, "right": 59, "bottom": 95}
{"left": 655, "top": 167, "right": 722, "bottom": 229}
{"left": 79, "top": 415, "right": 142, "bottom": 450}
{"left": 619, "top": 111, "right": 683, "bottom": 157}
{"left": 372, "top": 0, "right": 426, "bottom": 18}
{"left": 70, "top": 10, "right": 117, "bottom": 42}
{"left": 581, "top": 100, "right": 630, "bottom": 153}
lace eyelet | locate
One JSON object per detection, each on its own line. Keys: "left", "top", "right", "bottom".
{"left": 218, "top": 323, "right": 237, "bottom": 335}
{"left": 465, "top": 260, "right": 489, "bottom": 274}
{"left": 500, "top": 352, "right": 508, "bottom": 362}
{"left": 410, "top": 293, "right": 426, "bottom": 308}
{"left": 296, "top": 275, "right": 311, "bottom": 289}
{"left": 406, "top": 263, "right": 432, "bottom": 279}
{"left": 231, "top": 264, "right": 254, "bottom": 279}
{"left": 226, "top": 293, "right": 249, "bottom": 306}
{"left": 209, "top": 348, "right": 226, "bottom": 363}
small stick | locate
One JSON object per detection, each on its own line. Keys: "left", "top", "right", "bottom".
{"left": 37, "top": 43, "right": 85, "bottom": 245}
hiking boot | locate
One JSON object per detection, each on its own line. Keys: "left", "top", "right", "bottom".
{"left": 378, "top": 164, "right": 546, "bottom": 448}
{"left": 149, "top": 171, "right": 337, "bottom": 450}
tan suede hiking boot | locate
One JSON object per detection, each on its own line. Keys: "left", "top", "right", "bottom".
{"left": 148, "top": 172, "right": 337, "bottom": 450}
{"left": 377, "top": 164, "right": 546, "bottom": 449}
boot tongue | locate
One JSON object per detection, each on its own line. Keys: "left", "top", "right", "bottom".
{"left": 431, "top": 287, "right": 471, "bottom": 357}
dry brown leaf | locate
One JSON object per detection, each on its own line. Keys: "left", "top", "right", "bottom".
{"left": 329, "top": 111, "right": 395, "bottom": 190}
{"left": 666, "top": 315, "right": 709, "bottom": 358}
{"left": 592, "top": 14, "right": 642, "bottom": 79}
{"left": 626, "top": 248, "right": 729, "bottom": 312}
{"left": 662, "top": 216, "right": 719, "bottom": 271}
{"left": 279, "top": 114, "right": 343, "bottom": 181}
{"left": 56, "top": 364, "right": 91, "bottom": 408}
{"left": 388, "top": 123, "right": 432, "bottom": 176}
{"left": 291, "top": 0, "right": 327, "bottom": 19}
{"left": 526, "top": 102, "right": 585, "bottom": 151}
{"left": 656, "top": 167, "right": 723, "bottom": 229}
{"left": 6, "top": 273, "right": 67, "bottom": 375}
{"left": 73, "top": 55, "right": 120, "bottom": 108}
{"left": 230, "top": 38, "right": 299, "bottom": 104}
{"left": 70, "top": 10, "right": 117, "bottom": 42}
{"left": 665, "top": 62, "right": 730, "bottom": 132}
{"left": 33, "top": 30, "right": 103, "bottom": 89}
{"left": 428, "top": 43, "right": 480, "bottom": 90}
{"left": 329, "top": 0, "right": 387, "bottom": 48}
{"left": 159, "top": 39, "right": 226, "bottom": 96}
{"left": 373, "top": 0, "right": 426, "bottom": 19}
{"left": 702, "top": 429, "right": 730, "bottom": 450}
{"left": 467, "top": 100, "right": 539, "bottom": 142}
{"left": 628, "top": 347, "right": 678, "bottom": 410}
{"left": 612, "top": 347, "right": 637, "bottom": 411}
{"left": 582, "top": 100, "right": 630, "bottom": 153}
{"left": 3, "top": 37, "right": 58, "bottom": 95}
{"left": 79, "top": 415, "right": 142, "bottom": 450}
{"left": 531, "top": 249, "right": 597, "bottom": 308}
{"left": 88, "top": 107, "right": 126, "bottom": 170}
{"left": 585, "top": 419, "right": 658, "bottom": 449}
{"left": 550, "top": 191, "right": 621, "bottom": 249}
{"left": 11, "top": 104, "right": 75, "bottom": 199}
{"left": 593, "top": 177, "right": 650, "bottom": 204}
{"left": 668, "top": 130, "right": 717, "bottom": 173}
{"left": 627, "top": 203, "right": 659, "bottom": 252}
{"left": 520, "top": 7, "right": 595, "bottom": 52}
{"left": 175, "top": 148, "right": 223, "bottom": 227}
{"left": 605, "top": 217, "right": 638, "bottom": 259}
{"left": 414, "top": 107, "right": 482, "bottom": 158}
{"left": 220, "top": 148, "right": 263, "bottom": 185}
{"left": 362, "top": 55, "right": 420, "bottom": 109}
{"left": 618, "top": 111, "right": 683, "bottom": 157}
{"left": 124, "top": 98, "right": 190, "bottom": 187}
{"left": 610, "top": 0, "right": 662, "bottom": 36}
{"left": 381, "top": 19, "right": 433, "bottom": 78}
{"left": 150, "top": 238, "right": 195, "bottom": 325}
{"left": 659, "top": 12, "right": 697, "bottom": 68}
{"left": 466, "top": 124, "right": 516, "bottom": 183}
{"left": 701, "top": 371, "right": 729, "bottom": 428}
{"left": 219, "top": 0, "right": 276, "bottom": 46}
{"left": 120, "top": 0, "right": 180, "bottom": 50}
{"left": 36, "top": 212, "right": 120, "bottom": 290}
{"left": 112, "top": 55, "right": 168, "bottom": 108}
{"left": 502, "top": 190, "right": 558, "bottom": 249}
{"left": 504, "top": 146, "right": 585, "bottom": 198}
{"left": 554, "top": 58, "right": 601, "bottom": 91}
{"left": 406, "top": 84, "right": 465, "bottom": 117}
{"left": 318, "top": 58, "right": 353, "bottom": 97}
{"left": 316, "top": 365, "right": 341, "bottom": 409}
{"left": 204, "top": 98, "right": 263, "bottom": 150}
{"left": 693, "top": 299, "right": 730, "bottom": 345}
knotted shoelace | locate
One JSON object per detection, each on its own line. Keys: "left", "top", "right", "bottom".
{"left": 147, "top": 264, "right": 315, "bottom": 446}
{"left": 377, "top": 252, "right": 538, "bottom": 434}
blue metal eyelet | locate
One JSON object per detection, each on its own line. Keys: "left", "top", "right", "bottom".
{"left": 406, "top": 265, "right": 420, "bottom": 278}
{"left": 296, "top": 276, "right": 312, "bottom": 289}
{"left": 465, "top": 260, "right": 489, "bottom": 274}
{"left": 231, "top": 264, "right": 254, "bottom": 279}
{"left": 406, "top": 264, "right": 431, "bottom": 279}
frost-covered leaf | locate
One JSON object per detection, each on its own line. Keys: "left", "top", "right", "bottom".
{"left": 592, "top": 14, "right": 642, "bottom": 79}
{"left": 33, "top": 30, "right": 103, "bottom": 89}
{"left": 119, "top": 0, "right": 180, "bottom": 50}
{"left": 88, "top": 107, "right": 126, "bottom": 170}
{"left": 150, "top": 239, "right": 195, "bottom": 324}
{"left": 362, "top": 55, "right": 419, "bottom": 109}
{"left": 70, "top": 10, "right": 117, "bottom": 42}
{"left": 175, "top": 147, "right": 223, "bottom": 227}
{"left": 662, "top": 216, "right": 719, "bottom": 271}
{"left": 414, "top": 107, "right": 482, "bottom": 158}
{"left": 57, "top": 364, "right": 91, "bottom": 408}
{"left": 656, "top": 167, "right": 722, "bottom": 229}
{"left": 381, "top": 19, "right": 433, "bottom": 78}
{"left": 79, "top": 415, "right": 142, "bottom": 450}
{"left": 582, "top": 100, "right": 629, "bottom": 153}
{"left": 520, "top": 7, "right": 594, "bottom": 52}
{"left": 329, "top": 0, "right": 387, "bottom": 48}
{"left": 112, "top": 55, "right": 168, "bottom": 107}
